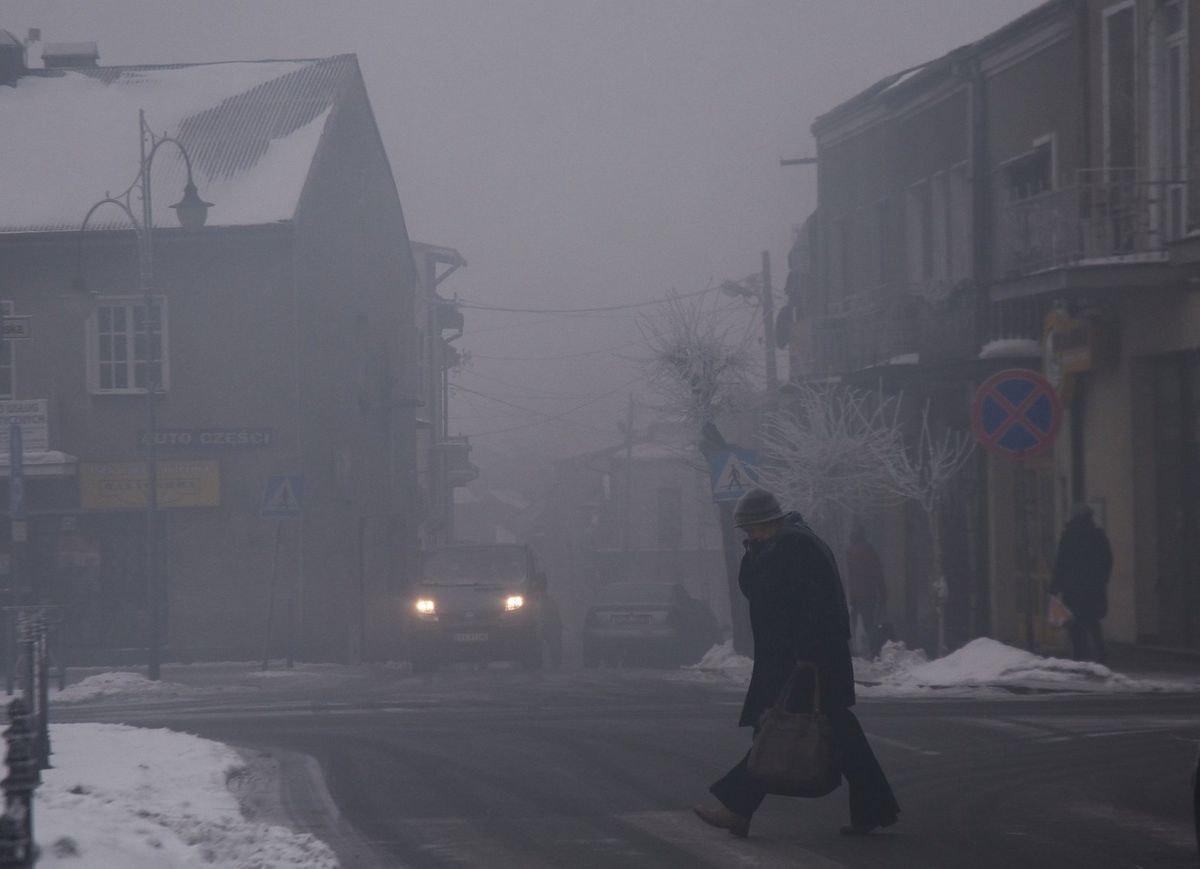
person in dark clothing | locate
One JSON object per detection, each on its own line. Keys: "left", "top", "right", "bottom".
{"left": 845, "top": 524, "right": 887, "bottom": 658}
{"left": 694, "top": 488, "right": 900, "bottom": 839}
{"left": 1050, "top": 504, "right": 1114, "bottom": 664}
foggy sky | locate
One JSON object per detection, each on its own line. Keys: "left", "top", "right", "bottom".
{"left": 5, "top": 0, "right": 1045, "bottom": 483}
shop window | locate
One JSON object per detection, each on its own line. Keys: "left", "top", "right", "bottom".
{"left": 87, "top": 297, "right": 169, "bottom": 394}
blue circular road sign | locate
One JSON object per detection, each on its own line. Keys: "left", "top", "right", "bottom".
{"left": 971, "top": 368, "right": 1062, "bottom": 459}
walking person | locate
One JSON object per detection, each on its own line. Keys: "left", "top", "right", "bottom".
{"left": 694, "top": 488, "right": 900, "bottom": 839}
{"left": 845, "top": 524, "right": 887, "bottom": 658}
{"left": 1050, "top": 504, "right": 1113, "bottom": 664}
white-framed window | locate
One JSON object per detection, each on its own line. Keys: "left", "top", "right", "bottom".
{"left": 906, "top": 179, "right": 932, "bottom": 284}
{"left": 0, "top": 302, "right": 15, "bottom": 399}
{"left": 87, "top": 296, "right": 169, "bottom": 394}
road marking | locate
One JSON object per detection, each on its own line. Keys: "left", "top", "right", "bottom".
{"left": 619, "top": 810, "right": 850, "bottom": 868}
{"left": 864, "top": 732, "right": 941, "bottom": 756}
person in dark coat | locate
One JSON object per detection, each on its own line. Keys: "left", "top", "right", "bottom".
{"left": 845, "top": 524, "right": 888, "bottom": 657}
{"left": 694, "top": 488, "right": 900, "bottom": 839}
{"left": 1050, "top": 504, "right": 1113, "bottom": 664}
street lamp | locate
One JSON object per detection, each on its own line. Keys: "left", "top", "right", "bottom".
{"left": 76, "top": 110, "right": 212, "bottom": 681}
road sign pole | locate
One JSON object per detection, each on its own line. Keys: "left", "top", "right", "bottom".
{"left": 261, "top": 521, "right": 284, "bottom": 670}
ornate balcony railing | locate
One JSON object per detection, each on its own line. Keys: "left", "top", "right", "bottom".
{"left": 996, "top": 168, "right": 1187, "bottom": 278}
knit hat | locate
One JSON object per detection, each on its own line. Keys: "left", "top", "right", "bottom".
{"left": 733, "top": 487, "right": 784, "bottom": 527}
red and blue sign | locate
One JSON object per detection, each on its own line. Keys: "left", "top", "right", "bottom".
{"left": 971, "top": 368, "right": 1062, "bottom": 459}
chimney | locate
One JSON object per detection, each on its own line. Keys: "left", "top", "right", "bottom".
{"left": 0, "top": 30, "right": 24, "bottom": 86}
{"left": 41, "top": 41, "right": 99, "bottom": 68}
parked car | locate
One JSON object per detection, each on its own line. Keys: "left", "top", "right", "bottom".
{"left": 582, "top": 582, "right": 717, "bottom": 668}
{"left": 405, "top": 544, "right": 562, "bottom": 671}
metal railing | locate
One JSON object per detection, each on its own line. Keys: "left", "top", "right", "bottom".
{"left": 0, "top": 699, "right": 40, "bottom": 867}
{"left": 996, "top": 168, "right": 1188, "bottom": 277}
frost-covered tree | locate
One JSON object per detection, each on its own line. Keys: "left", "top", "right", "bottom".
{"left": 757, "top": 381, "right": 905, "bottom": 543}
{"left": 638, "top": 291, "right": 756, "bottom": 427}
{"left": 885, "top": 403, "right": 975, "bottom": 656}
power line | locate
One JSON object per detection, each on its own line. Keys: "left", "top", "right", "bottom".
{"left": 454, "top": 285, "right": 710, "bottom": 315}
{"left": 466, "top": 339, "right": 644, "bottom": 362}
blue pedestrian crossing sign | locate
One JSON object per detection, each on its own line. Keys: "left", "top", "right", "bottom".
{"left": 260, "top": 475, "right": 304, "bottom": 518}
{"left": 708, "top": 449, "right": 759, "bottom": 503}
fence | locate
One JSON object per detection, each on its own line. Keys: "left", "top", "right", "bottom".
{"left": 0, "top": 699, "right": 40, "bottom": 867}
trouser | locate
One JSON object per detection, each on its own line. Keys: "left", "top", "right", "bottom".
{"left": 1068, "top": 616, "right": 1107, "bottom": 664}
{"left": 709, "top": 707, "right": 900, "bottom": 825}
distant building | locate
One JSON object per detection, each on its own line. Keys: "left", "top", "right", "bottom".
{"left": 786, "top": 0, "right": 1200, "bottom": 651}
{"left": 542, "top": 422, "right": 730, "bottom": 656}
{"left": 0, "top": 47, "right": 421, "bottom": 662}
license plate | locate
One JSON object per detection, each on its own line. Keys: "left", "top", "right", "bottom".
{"left": 613, "top": 614, "right": 652, "bottom": 625}
{"left": 453, "top": 632, "right": 489, "bottom": 642}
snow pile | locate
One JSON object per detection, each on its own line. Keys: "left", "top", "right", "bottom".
{"left": 858, "top": 637, "right": 1197, "bottom": 695}
{"left": 692, "top": 640, "right": 754, "bottom": 674}
{"left": 674, "top": 637, "right": 1198, "bottom": 695}
{"left": 38, "top": 724, "right": 337, "bottom": 868}
{"left": 50, "top": 671, "right": 197, "bottom": 704}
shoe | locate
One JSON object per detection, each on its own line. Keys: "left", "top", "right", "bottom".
{"left": 693, "top": 804, "right": 750, "bottom": 838}
{"left": 840, "top": 814, "right": 898, "bottom": 836}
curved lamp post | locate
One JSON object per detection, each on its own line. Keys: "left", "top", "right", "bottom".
{"left": 75, "top": 110, "right": 212, "bottom": 681}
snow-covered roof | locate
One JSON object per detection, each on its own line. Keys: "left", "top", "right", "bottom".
{"left": 0, "top": 55, "right": 355, "bottom": 233}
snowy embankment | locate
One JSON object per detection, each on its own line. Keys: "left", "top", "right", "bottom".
{"left": 680, "top": 636, "right": 1200, "bottom": 695}
{"left": 37, "top": 724, "right": 337, "bottom": 868}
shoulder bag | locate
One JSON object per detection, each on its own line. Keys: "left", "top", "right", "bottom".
{"left": 746, "top": 661, "right": 842, "bottom": 797}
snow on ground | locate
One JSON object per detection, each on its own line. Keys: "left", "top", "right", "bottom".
{"left": 38, "top": 723, "right": 337, "bottom": 868}
{"left": 679, "top": 637, "right": 1200, "bottom": 695}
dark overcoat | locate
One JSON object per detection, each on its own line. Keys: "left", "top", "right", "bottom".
{"left": 1051, "top": 516, "right": 1113, "bottom": 619}
{"left": 737, "top": 513, "right": 855, "bottom": 728}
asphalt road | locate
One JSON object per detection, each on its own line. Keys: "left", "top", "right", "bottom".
{"left": 54, "top": 667, "right": 1200, "bottom": 868}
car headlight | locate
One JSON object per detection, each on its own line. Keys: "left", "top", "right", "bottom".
{"left": 504, "top": 595, "right": 525, "bottom": 612}
{"left": 414, "top": 598, "right": 437, "bottom": 616}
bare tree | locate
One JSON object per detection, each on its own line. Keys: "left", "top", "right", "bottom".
{"left": 757, "top": 381, "right": 905, "bottom": 543}
{"left": 885, "top": 402, "right": 975, "bottom": 656}
{"left": 638, "top": 290, "right": 756, "bottom": 428}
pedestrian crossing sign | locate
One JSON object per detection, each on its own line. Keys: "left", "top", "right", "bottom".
{"left": 260, "top": 475, "right": 304, "bottom": 518}
{"left": 708, "top": 449, "right": 759, "bottom": 503}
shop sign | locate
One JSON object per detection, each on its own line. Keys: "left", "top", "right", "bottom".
{"left": 0, "top": 400, "right": 48, "bottom": 453}
{"left": 137, "top": 428, "right": 275, "bottom": 448}
{"left": 1043, "top": 310, "right": 1094, "bottom": 398}
{"left": 80, "top": 460, "right": 221, "bottom": 510}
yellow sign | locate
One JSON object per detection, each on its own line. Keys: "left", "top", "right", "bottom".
{"left": 1043, "top": 310, "right": 1095, "bottom": 401}
{"left": 80, "top": 460, "right": 221, "bottom": 510}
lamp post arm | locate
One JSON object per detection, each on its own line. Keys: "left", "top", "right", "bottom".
{"left": 73, "top": 198, "right": 146, "bottom": 295}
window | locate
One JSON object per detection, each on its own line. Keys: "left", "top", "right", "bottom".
{"left": 88, "top": 297, "right": 168, "bottom": 394}
{"left": 1104, "top": 2, "right": 1137, "bottom": 170}
{"left": 906, "top": 180, "right": 932, "bottom": 284}
{"left": 0, "top": 302, "right": 14, "bottom": 399}
{"left": 949, "top": 163, "right": 971, "bottom": 281}
{"left": 1004, "top": 141, "right": 1053, "bottom": 202}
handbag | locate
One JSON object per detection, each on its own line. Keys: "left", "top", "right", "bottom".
{"left": 746, "top": 661, "right": 842, "bottom": 797}
{"left": 1047, "top": 593, "right": 1073, "bottom": 629}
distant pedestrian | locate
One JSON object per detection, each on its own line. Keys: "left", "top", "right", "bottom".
{"left": 694, "top": 488, "right": 900, "bottom": 839}
{"left": 845, "top": 524, "right": 887, "bottom": 658}
{"left": 1050, "top": 504, "right": 1113, "bottom": 664}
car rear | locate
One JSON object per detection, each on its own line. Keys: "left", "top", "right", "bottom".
{"left": 582, "top": 583, "right": 685, "bottom": 666}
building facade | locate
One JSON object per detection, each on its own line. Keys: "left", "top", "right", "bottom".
{"left": 0, "top": 47, "right": 422, "bottom": 663}
{"left": 786, "top": 0, "right": 1200, "bottom": 652}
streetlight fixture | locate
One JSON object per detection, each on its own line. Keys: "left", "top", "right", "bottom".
{"left": 75, "top": 110, "right": 212, "bottom": 681}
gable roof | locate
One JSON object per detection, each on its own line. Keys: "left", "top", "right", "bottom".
{"left": 0, "top": 54, "right": 357, "bottom": 234}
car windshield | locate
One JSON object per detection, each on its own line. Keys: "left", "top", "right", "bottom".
{"left": 422, "top": 547, "right": 527, "bottom": 587}
{"left": 597, "top": 583, "right": 677, "bottom": 605}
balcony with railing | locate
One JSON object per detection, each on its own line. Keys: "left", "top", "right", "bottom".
{"left": 996, "top": 168, "right": 1186, "bottom": 290}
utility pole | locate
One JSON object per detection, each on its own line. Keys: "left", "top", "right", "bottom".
{"left": 761, "top": 250, "right": 778, "bottom": 392}
{"left": 621, "top": 393, "right": 635, "bottom": 556}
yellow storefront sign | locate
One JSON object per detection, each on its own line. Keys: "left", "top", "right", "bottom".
{"left": 80, "top": 460, "right": 221, "bottom": 510}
